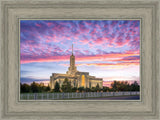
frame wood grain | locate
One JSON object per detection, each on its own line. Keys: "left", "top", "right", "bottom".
{"left": 0, "top": 0, "right": 159, "bottom": 120}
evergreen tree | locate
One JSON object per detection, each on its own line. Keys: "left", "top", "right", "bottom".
{"left": 95, "top": 83, "right": 100, "bottom": 92}
{"left": 54, "top": 81, "right": 60, "bottom": 92}
{"left": 61, "top": 78, "right": 72, "bottom": 92}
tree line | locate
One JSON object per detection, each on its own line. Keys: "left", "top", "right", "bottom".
{"left": 20, "top": 82, "right": 50, "bottom": 93}
{"left": 20, "top": 78, "right": 140, "bottom": 93}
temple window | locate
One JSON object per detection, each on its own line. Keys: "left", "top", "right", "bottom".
{"left": 81, "top": 75, "right": 85, "bottom": 87}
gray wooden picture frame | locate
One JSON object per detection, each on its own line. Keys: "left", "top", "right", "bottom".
{"left": 0, "top": 0, "right": 159, "bottom": 120}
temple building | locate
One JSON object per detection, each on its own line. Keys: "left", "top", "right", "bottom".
{"left": 49, "top": 45, "right": 103, "bottom": 89}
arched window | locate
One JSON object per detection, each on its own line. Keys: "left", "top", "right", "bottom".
{"left": 81, "top": 75, "right": 85, "bottom": 87}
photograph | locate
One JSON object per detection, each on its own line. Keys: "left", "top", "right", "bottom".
{"left": 1, "top": 0, "right": 159, "bottom": 119}
{"left": 20, "top": 20, "right": 140, "bottom": 100}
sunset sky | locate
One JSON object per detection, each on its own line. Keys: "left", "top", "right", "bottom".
{"left": 20, "top": 20, "right": 140, "bottom": 86}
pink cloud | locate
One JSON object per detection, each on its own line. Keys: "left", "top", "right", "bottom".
{"left": 21, "top": 50, "right": 140, "bottom": 64}
{"left": 47, "top": 22, "right": 53, "bottom": 27}
{"left": 35, "top": 23, "right": 42, "bottom": 27}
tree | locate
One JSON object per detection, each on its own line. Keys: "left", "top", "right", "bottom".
{"left": 78, "top": 87, "right": 84, "bottom": 92}
{"left": 31, "top": 81, "right": 39, "bottom": 93}
{"left": 103, "top": 86, "right": 110, "bottom": 92}
{"left": 95, "top": 83, "right": 100, "bottom": 92}
{"left": 54, "top": 81, "right": 60, "bottom": 92}
{"left": 91, "top": 87, "right": 96, "bottom": 92}
{"left": 130, "top": 81, "right": 140, "bottom": 91}
{"left": 39, "top": 83, "right": 45, "bottom": 92}
{"left": 72, "top": 87, "right": 77, "bottom": 92}
{"left": 109, "top": 80, "right": 140, "bottom": 92}
{"left": 96, "top": 83, "right": 99, "bottom": 88}
{"left": 20, "top": 83, "right": 31, "bottom": 93}
{"left": 111, "top": 81, "right": 119, "bottom": 91}
{"left": 85, "top": 87, "right": 91, "bottom": 92}
{"left": 45, "top": 84, "right": 51, "bottom": 92}
{"left": 61, "top": 78, "right": 72, "bottom": 92}
{"left": 118, "top": 81, "right": 129, "bottom": 91}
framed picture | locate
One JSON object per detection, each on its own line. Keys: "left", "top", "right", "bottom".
{"left": 0, "top": 0, "right": 159, "bottom": 120}
{"left": 20, "top": 19, "right": 141, "bottom": 101}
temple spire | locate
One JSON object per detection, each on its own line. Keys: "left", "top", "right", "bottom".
{"left": 72, "top": 44, "right": 73, "bottom": 55}
{"left": 66, "top": 43, "right": 77, "bottom": 75}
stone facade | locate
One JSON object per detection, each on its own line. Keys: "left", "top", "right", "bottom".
{"left": 50, "top": 45, "right": 103, "bottom": 89}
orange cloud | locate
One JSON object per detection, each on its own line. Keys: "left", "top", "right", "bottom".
{"left": 21, "top": 52, "right": 140, "bottom": 64}
{"left": 60, "top": 62, "right": 139, "bottom": 70}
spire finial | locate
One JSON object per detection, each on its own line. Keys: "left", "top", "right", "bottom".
{"left": 72, "top": 44, "right": 73, "bottom": 55}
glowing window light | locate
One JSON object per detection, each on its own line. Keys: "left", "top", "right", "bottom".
{"left": 81, "top": 75, "right": 85, "bottom": 87}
